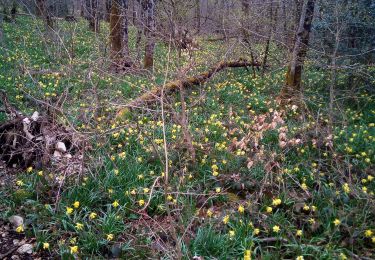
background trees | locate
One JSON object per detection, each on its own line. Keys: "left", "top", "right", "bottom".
{"left": 8, "top": 0, "right": 373, "bottom": 90}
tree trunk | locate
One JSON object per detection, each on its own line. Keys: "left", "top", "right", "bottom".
{"left": 110, "top": 0, "right": 122, "bottom": 60}
{"left": 262, "top": 2, "right": 279, "bottom": 74}
{"left": 87, "top": 0, "right": 99, "bottom": 32}
{"left": 105, "top": 0, "right": 112, "bottom": 22}
{"left": 281, "top": 0, "right": 315, "bottom": 100}
{"left": 109, "top": 0, "right": 132, "bottom": 67}
{"left": 241, "top": 0, "right": 256, "bottom": 78}
{"left": 135, "top": 0, "right": 143, "bottom": 61}
{"left": 196, "top": 0, "right": 200, "bottom": 33}
{"left": 36, "top": 0, "right": 42, "bottom": 16}
{"left": 143, "top": 0, "right": 155, "bottom": 69}
{"left": 121, "top": 0, "right": 132, "bottom": 67}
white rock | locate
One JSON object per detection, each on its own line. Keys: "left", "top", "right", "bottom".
{"left": 55, "top": 141, "right": 67, "bottom": 153}
{"left": 22, "top": 118, "right": 30, "bottom": 125}
{"left": 31, "top": 111, "right": 39, "bottom": 121}
{"left": 9, "top": 215, "right": 23, "bottom": 227}
{"left": 64, "top": 153, "right": 72, "bottom": 159}
{"left": 17, "top": 244, "right": 33, "bottom": 254}
{"left": 53, "top": 150, "right": 62, "bottom": 158}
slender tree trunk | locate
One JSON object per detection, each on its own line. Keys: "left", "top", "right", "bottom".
{"left": 132, "top": 0, "right": 136, "bottom": 25}
{"left": 241, "top": 0, "right": 256, "bottom": 78}
{"left": 196, "top": 0, "right": 200, "bottom": 33}
{"left": 329, "top": 5, "right": 340, "bottom": 132}
{"left": 87, "top": 0, "right": 99, "bottom": 32}
{"left": 262, "top": 2, "right": 278, "bottom": 74}
{"left": 281, "top": 0, "right": 315, "bottom": 100}
{"left": 36, "top": 0, "right": 42, "bottom": 16}
{"left": 105, "top": 0, "right": 112, "bottom": 22}
{"left": 120, "top": 0, "right": 132, "bottom": 66}
{"left": 143, "top": 0, "right": 155, "bottom": 69}
{"left": 135, "top": 0, "right": 143, "bottom": 61}
{"left": 110, "top": 0, "right": 122, "bottom": 60}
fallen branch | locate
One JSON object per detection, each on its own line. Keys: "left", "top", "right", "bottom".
{"left": 124, "top": 59, "right": 261, "bottom": 109}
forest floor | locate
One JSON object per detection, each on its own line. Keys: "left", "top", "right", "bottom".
{"left": 0, "top": 17, "right": 375, "bottom": 259}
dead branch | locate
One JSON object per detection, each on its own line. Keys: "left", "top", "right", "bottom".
{"left": 125, "top": 59, "right": 261, "bottom": 109}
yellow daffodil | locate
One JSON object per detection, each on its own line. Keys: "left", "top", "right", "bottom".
{"left": 272, "top": 198, "right": 282, "bottom": 206}
{"left": 342, "top": 183, "right": 350, "bottom": 193}
{"left": 75, "top": 222, "right": 83, "bottom": 230}
{"left": 70, "top": 245, "right": 78, "bottom": 254}
{"left": 16, "top": 225, "right": 24, "bottom": 233}
{"left": 73, "top": 201, "right": 80, "bottom": 208}
{"left": 273, "top": 225, "right": 280, "bottom": 233}
{"left": 106, "top": 234, "right": 114, "bottom": 241}
{"left": 365, "top": 229, "right": 373, "bottom": 237}
{"left": 43, "top": 242, "right": 50, "bottom": 249}
{"left": 244, "top": 250, "right": 251, "bottom": 260}
{"left": 89, "top": 212, "right": 97, "bottom": 220}
{"left": 66, "top": 207, "right": 73, "bottom": 215}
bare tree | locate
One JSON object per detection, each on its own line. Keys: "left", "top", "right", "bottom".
{"left": 110, "top": 0, "right": 122, "bottom": 60}
{"left": 196, "top": 0, "right": 200, "bottom": 33}
{"left": 87, "top": 0, "right": 99, "bottom": 32}
{"left": 281, "top": 0, "right": 316, "bottom": 100}
{"left": 121, "top": 0, "right": 131, "bottom": 65}
{"left": 143, "top": 0, "right": 155, "bottom": 69}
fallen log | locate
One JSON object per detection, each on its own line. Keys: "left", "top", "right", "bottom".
{"left": 125, "top": 59, "right": 261, "bottom": 110}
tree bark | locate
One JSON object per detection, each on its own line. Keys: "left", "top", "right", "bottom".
{"left": 281, "top": 0, "right": 315, "bottom": 100}
{"left": 110, "top": 0, "right": 122, "bottom": 60}
{"left": 110, "top": 0, "right": 133, "bottom": 67}
{"left": 120, "top": 0, "right": 131, "bottom": 61}
{"left": 196, "top": 0, "right": 200, "bottom": 33}
{"left": 143, "top": 0, "right": 155, "bottom": 69}
{"left": 135, "top": 0, "right": 143, "bottom": 61}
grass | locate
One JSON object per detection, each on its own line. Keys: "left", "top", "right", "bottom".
{"left": 0, "top": 16, "right": 374, "bottom": 259}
